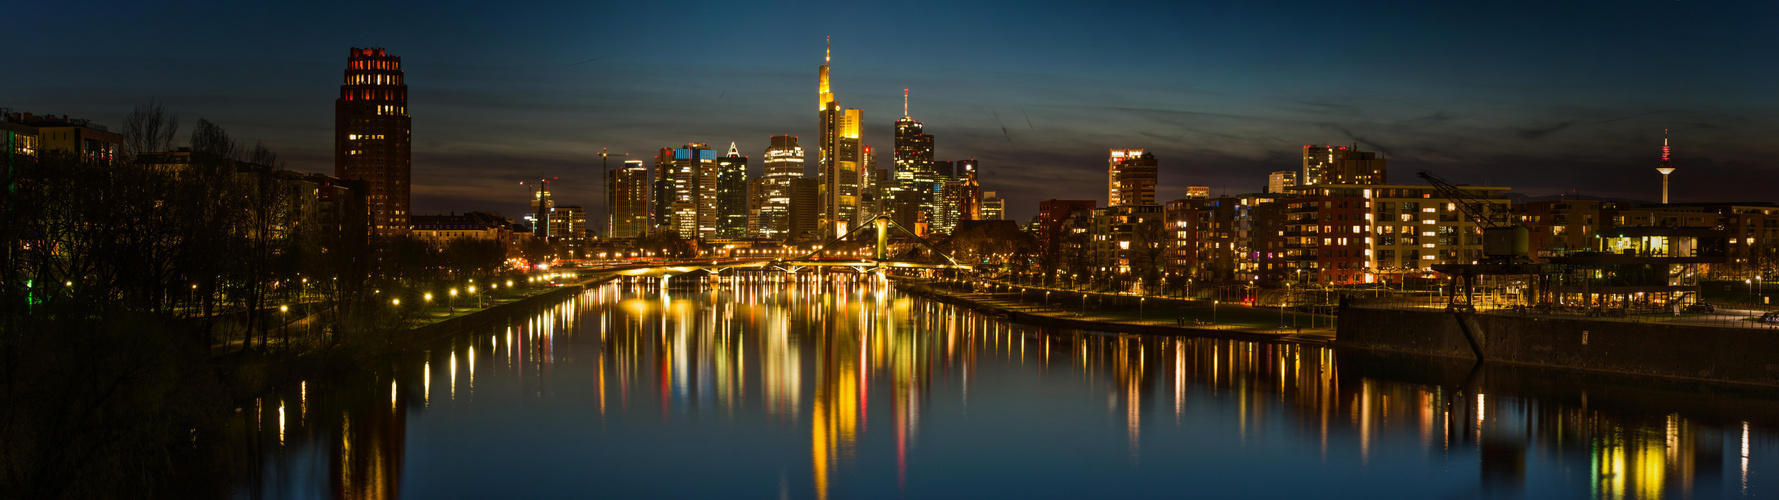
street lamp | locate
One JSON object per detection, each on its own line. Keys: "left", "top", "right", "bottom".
{"left": 1213, "top": 299, "right": 1218, "bottom": 328}
{"left": 449, "top": 289, "right": 458, "bottom": 312}
{"left": 1139, "top": 297, "right": 1146, "bottom": 323}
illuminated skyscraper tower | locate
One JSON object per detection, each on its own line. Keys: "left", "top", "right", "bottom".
{"left": 1107, "top": 149, "right": 1156, "bottom": 206}
{"left": 893, "top": 88, "right": 937, "bottom": 231}
{"left": 715, "top": 143, "right": 750, "bottom": 239}
{"left": 335, "top": 47, "right": 411, "bottom": 235}
{"left": 817, "top": 37, "right": 863, "bottom": 238}
{"left": 1657, "top": 129, "right": 1675, "bottom": 204}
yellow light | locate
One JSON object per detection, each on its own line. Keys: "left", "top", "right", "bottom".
{"left": 393, "top": 298, "right": 401, "bottom": 305}
{"left": 424, "top": 293, "right": 433, "bottom": 301}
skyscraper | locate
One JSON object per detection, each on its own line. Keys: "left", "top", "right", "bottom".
{"left": 893, "top": 89, "right": 938, "bottom": 233}
{"left": 753, "top": 135, "right": 805, "bottom": 239}
{"left": 788, "top": 177, "right": 820, "bottom": 241}
{"left": 335, "top": 47, "right": 411, "bottom": 235}
{"left": 672, "top": 143, "right": 716, "bottom": 238}
{"left": 608, "top": 160, "right": 651, "bottom": 239}
{"left": 651, "top": 147, "right": 675, "bottom": 231}
{"left": 1302, "top": 144, "right": 1386, "bottom": 186}
{"left": 1107, "top": 149, "right": 1156, "bottom": 206}
{"left": 817, "top": 38, "right": 863, "bottom": 238}
{"left": 716, "top": 143, "right": 749, "bottom": 239}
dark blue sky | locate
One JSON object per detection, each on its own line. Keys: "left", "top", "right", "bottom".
{"left": 7, "top": 0, "right": 1776, "bottom": 221}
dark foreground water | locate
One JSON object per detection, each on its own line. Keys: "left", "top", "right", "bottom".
{"left": 227, "top": 277, "right": 1779, "bottom": 499}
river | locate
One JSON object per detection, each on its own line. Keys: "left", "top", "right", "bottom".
{"left": 225, "top": 276, "right": 1779, "bottom": 499}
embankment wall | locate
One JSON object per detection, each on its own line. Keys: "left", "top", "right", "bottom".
{"left": 1338, "top": 307, "right": 1779, "bottom": 387}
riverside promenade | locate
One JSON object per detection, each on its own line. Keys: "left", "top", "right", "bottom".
{"left": 899, "top": 279, "right": 1336, "bottom": 345}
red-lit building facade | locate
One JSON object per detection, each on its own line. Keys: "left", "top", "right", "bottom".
{"left": 335, "top": 47, "right": 411, "bottom": 235}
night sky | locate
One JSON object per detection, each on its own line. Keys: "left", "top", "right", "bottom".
{"left": 8, "top": 0, "right": 1777, "bottom": 222}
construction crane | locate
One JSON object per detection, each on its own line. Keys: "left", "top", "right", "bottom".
{"left": 1416, "top": 170, "right": 1513, "bottom": 229}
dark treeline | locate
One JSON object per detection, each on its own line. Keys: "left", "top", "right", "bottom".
{"left": 0, "top": 103, "right": 516, "bottom": 498}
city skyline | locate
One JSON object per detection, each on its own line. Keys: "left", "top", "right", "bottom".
{"left": 8, "top": 0, "right": 1777, "bottom": 223}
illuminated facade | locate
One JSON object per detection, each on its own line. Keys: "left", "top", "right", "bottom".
{"left": 1657, "top": 129, "right": 1676, "bottom": 204}
{"left": 1268, "top": 170, "right": 1297, "bottom": 194}
{"left": 980, "top": 191, "right": 1004, "bottom": 221}
{"left": 752, "top": 135, "right": 805, "bottom": 239}
{"left": 1107, "top": 149, "right": 1156, "bottom": 207}
{"left": 817, "top": 38, "right": 863, "bottom": 238}
{"left": 892, "top": 89, "right": 938, "bottom": 232}
{"left": 0, "top": 111, "right": 120, "bottom": 163}
{"left": 334, "top": 47, "right": 411, "bottom": 235}
{"left": 651, "top": 148, "right": 675, "bottom": 231}
{"left": 608, "top": 160, "right": 651, "bottom": 239}
{"left": 1280, "top": 184, "right": 1509, "bottom": 285}
{"left": 716, "top": 143, "right": 749, "bottom": 239}
{"left": 1302, "top": 144, "right": 1386, "bottom": 186}
{"left": 670, "top": 143, "right": 716, "bottom": 238}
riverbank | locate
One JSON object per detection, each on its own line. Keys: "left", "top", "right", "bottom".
{"left": 897, "top": 280, "right": 1336, "bottom": 344}
{"left": 1338, "top": 306, "right": 1779, "bottom": 388}
{"left": 233, "top": 275, "right": 620, "bottom": 399}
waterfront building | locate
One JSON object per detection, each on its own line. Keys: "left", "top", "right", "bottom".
{"left": 608, "top": 160, "right": 651, "bottom": 239}
{"left": 1301, "top": 144, "right": 1386, "bottom": 186}
{"left": 1107, "top": 149, "right": 1156, "bottom": 207}
{"left": 1284, "top": 183, "right": 1510, "bottom": 285}
{"left": 1088, "top": 204, "right": 1167, "bottom": 278}
{"left": 816, "top": 38, "right": 863, "bottom": 238}
{"left": 1165, "top": 194, "right": 1274, "bottom": 282}
{"left": 335, "top": 47, "right": 411, "bottom": 235}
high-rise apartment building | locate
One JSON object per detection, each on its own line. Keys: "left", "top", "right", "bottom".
{"left": 752, "top": 135, "right": 805, "bottom": 239}
{"left": 549, "top": 205, "right": 587, "bottom": 256}
{"left": 1107, "top": 149, "right": 1156, "bottom": 207}
{"left": 608, "top": 160, "right": 651, "bottom": 239}
{"left": 816, "top": 39, "right": 863, "bottom": 238}
{"left": 716, "top": 143, "right": 749, "bottom": 239}
{"left": 335, "top": 47, "right": 411, "bottom": 235}
{"left": 1268, "top": 171, "right": 1297, "bottom": 194}
{"left": 1302, "top": 144, "right": 1386, "bottom": 186}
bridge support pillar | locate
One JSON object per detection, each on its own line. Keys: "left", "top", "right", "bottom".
{"left": 875, "top": 216, "right": 889, "bottom": 261}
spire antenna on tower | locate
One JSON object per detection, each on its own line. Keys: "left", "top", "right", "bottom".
{"left": 903, "top": 88, "right": 909, "bottom": 117}
{"left": 1656, "top": 128, "right": 1676, "bottom": 204}
{"left": 825, "top": 36, "right": 830, "bottom": 64}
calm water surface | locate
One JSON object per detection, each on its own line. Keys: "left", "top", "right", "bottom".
{"left": 229, "top": 277, "right": 1779, "bottom": 499}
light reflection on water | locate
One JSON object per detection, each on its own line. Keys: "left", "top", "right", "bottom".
{"left": 231, "top": 276, "right": 1779, "bottom": 499}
